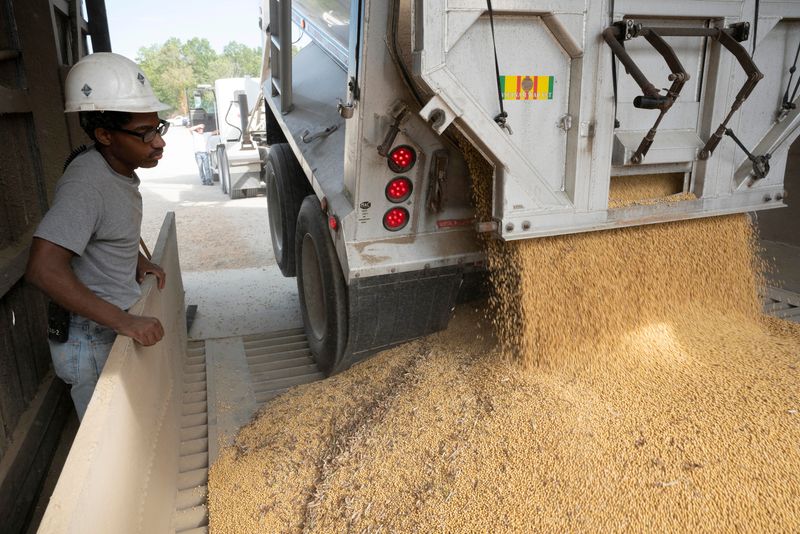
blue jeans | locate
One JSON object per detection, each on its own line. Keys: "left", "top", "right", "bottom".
{"left": 49, "top": 315, "right": 117, "bottom": 420}
{"left": 195, "top": 151, "right": 213, "bottom": 185}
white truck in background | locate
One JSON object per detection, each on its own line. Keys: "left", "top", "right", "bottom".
{"left": 203, "top": 77, "right": 266, "bottom": 199}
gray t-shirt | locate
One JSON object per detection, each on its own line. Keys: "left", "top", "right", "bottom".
{"left": 34, "top": 146, "right": 143, "bottom": 310}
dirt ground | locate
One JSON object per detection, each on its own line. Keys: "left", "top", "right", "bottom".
{"left": 138, "top": 125, "right": 272, "bottom": 272}
{"left": 136, "top": 125, "right": 303, "bottom": 340}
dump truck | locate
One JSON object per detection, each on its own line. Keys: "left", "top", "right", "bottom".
{"left": 260, "top": 0, "right": 800, "bottom": 375}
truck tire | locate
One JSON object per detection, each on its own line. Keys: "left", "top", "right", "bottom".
{"left": 219, "top": 146, "right": 230, "bottom": 195}
{"left": 209, "top": 148, "right": 220, "bottom": 182}
{"left": 295, "top": 195, "right": 348, "bottom": 375}
{"left": 267, "top": 144, "right": 313, "bottom": 276}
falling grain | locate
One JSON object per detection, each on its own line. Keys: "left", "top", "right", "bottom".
{"left": 208, "top": 143, "right": 800, "bottom": 533}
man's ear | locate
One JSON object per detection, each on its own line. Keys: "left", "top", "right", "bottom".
{"left": 94, "top": 127, "right": 113, "bottom": 147}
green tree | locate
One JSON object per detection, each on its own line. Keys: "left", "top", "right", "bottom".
{"left": 222, "top": 42, "right": 262, "bottom": 77}
{"left": 181, "top": 38, "right": 216, "bottom": 85}
{"left": 138, "top": 38, "right": 194, "bottom": 113}
{"left": 136, "top": 38, "right": 262, "bottom": 115}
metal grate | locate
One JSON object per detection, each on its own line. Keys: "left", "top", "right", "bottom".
{"left": 172, "top": 329, "right": 322, "bottom": 533}
{"left": 763, "top": 287, "right": 800, "bottom": 323}
{"left": 174, "top": 339, "right": 209, "bottom": 534}
{"left": 243, "top": 327, "right": 325, "bottom": 405}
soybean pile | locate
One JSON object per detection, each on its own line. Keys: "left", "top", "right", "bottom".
{"left": 208, "top": 153, "right": 800, "bottom": 532}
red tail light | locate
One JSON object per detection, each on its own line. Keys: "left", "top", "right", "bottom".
{"left": 385, "top": 177, "right": 413, "bottom": 203}
{"left": 383, "top": 207, "right": 409, "bottom": 231}
{"left": 387, "top": 145, "right": 416, "bottom": 173}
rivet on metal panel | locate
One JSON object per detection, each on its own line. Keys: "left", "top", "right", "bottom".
{"left": 521, "top": 221, "right": 531, "bottom": 231}
{"left": 763, "top": 194, "right": 772, "bottom": 202}
{"left": 774, "top": 192, "right": 784, "bottom": 201}
{"left": 505, "top": 223, "right": 515, "bottom": 232}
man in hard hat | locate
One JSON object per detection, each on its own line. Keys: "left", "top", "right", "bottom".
{"left": 25, "top": 52, "right": 169, "bottom": 420}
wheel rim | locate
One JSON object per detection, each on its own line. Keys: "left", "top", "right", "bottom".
{"left": 267, "top": 164, "right": 283, "bottom": 260}
{"left": 301, "top": 234, "right": 326, "bottom": 340}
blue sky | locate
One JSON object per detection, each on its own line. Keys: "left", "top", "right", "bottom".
{"left": 105, "top": 0, "right": 264, "bottom": 60}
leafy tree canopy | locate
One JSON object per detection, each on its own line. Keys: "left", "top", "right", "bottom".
{"left": 137, "top": 38, "right": 262, "bottom": 114}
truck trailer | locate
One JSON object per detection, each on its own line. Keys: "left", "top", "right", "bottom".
{"left": 259, "top": 0, "right": 800, "bottom": 374}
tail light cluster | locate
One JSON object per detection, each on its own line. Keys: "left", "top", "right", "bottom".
{"left": 383, "top": 146, "right": 416, "bottom": 231}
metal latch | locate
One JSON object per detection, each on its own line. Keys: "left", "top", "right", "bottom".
{"left": 301, "top": 124, "right": 338, "bottom": 143}
{"left": 377, "top": 105, "right": 409, "bottom": 157}
{"left": 558, "top": 114, "right": 573, "bottom": 132}
{"left": 337, "top": 99, "right": 354, "bottom": 119}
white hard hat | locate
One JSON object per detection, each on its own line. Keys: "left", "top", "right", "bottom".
{"left": 64, "top": 52, "right": 170, "bottom": 113}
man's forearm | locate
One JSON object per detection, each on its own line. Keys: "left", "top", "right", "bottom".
{"left": 29, "top": 264, "right": 128, "bottom": 331}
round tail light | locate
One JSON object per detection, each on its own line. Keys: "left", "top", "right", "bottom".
{"left": 383, "top": 207, "right": 409, "bottom": 231}
{"left": 385, "top": 177, "right": 413, "bottom": 203}
{"left": 387, "top": 145, "right": 416, "bottom": 173}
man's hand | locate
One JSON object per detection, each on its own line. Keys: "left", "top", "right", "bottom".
{"left": 115, "top": 313, "right": 165, "bottom": 346}
{"left": 137, "top": 254, "right": 166, "bottom": 289}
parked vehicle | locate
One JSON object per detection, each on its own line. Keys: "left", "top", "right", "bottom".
{"left": 198, "top": 78, "right": 265, "bottom": 199}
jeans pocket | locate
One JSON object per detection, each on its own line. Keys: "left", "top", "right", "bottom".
{"left": 50, "top": 339, "right": 81, "bottom": 385}
{"left": 91, "top": 330, "right": 117, "bottom": 377}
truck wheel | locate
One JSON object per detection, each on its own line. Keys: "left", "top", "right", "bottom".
{"left": 219, "top": 146, "right": 230, "bottom": 195}
{"left": 296, "top": 195, "right": 348, "bottom": 375}
{"left": 267, "top": 144, "right": 312, "bottom": 276}
{"left": 210, "top": 147, "right": 220, "bottom": 182}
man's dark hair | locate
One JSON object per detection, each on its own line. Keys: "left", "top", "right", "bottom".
{"left": 78, "top": 111, "right": 132, "bottom": 141}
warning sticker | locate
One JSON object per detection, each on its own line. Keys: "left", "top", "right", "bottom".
{"left": 499, "top": 75, "right": 554, "bottom": 101}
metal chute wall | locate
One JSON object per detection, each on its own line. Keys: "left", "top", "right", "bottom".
{"left": 38, "top": 213, "right": 186, "bottom": 534}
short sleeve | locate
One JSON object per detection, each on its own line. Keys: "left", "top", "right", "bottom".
{"left": 34, "top": 180, "right": 103, "bottom": 256}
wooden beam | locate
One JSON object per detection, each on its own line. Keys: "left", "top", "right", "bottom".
{"left": 50, "top": 0, "right": 69, "bottom": 15}
{"left": 0, "top": 49, "right": 21, "bottom": 62}
{"left": 0, "top": 85, "right": 31, "bottom": 114}
{"left": 0, "top": 228, "right": 34, "bottom": 298}
{"left": 85, "top": 0, "right": 111, "bottom": 53}
{"left": 0, "top": 374, "right": 70, "bottom": 534}
{"left": 70, "top": 0, "right": 82, "bottom": 61}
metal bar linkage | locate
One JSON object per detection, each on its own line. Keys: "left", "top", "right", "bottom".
{"left": 603, "top": 20, "right": 762, "bottom": 163}
{"left": 602, "top": 20, "right": 689, "bottom": 163}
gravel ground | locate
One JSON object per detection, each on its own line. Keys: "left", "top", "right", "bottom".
{"left": 137, "top": 126, "right": 301, "bottom": 339}
{"left": 138, "top": 126, "right": 273, "bottom": 272}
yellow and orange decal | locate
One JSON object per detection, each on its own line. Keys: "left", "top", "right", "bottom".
{"left": 499, "top": 75, "right": 554, "bottom": 101}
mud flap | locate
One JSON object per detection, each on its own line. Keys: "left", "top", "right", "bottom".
{"left": 340, "top": 266, "right": 464, "bottom": 370}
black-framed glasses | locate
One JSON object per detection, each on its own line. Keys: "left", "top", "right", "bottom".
{"left": 112, "top": 119, "right": 169, "bottom": 143}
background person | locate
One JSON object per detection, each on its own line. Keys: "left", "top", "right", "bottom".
{"left": 190, "top": 123, "right": 216, "bottom": 185}
{"left": 26, "top": 52, "right": 169, "bottom": 420}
